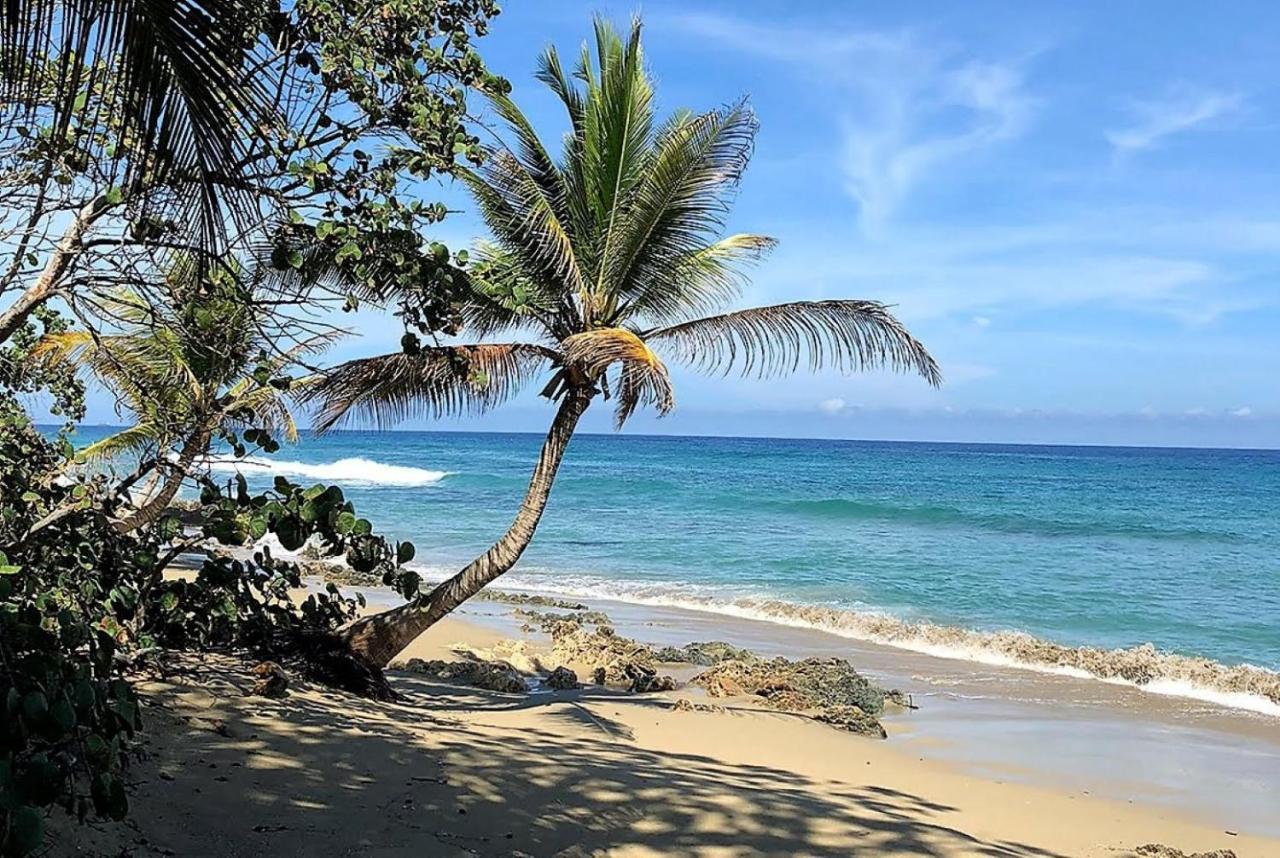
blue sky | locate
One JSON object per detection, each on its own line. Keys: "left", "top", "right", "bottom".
{"left": 83, "top": 2, "right": 1280, "bottom": 446}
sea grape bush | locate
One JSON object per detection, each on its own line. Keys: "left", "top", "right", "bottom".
{"left": 0, "top": 407, "right": 417, "bottom": 855}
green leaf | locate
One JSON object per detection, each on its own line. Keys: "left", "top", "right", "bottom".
{"left": 91, "top": 772, "right": 129, "bottom": 820}
{"left": 102, "top": 186, "right": 124, "bottom": 206}
{"left": 9, "top": 806, "right": 44, "bottom": 854}
{"left": 49, "top": 698, "right": 76, "bottom": 733}
{"left": 335, "top": 241, "right": 363, "bottom": 262}
{"left": 21, "top": 691, "right": 48, "bottom": 726}
{"left": 397, "top": 542, "right": 415, "bottom": 564}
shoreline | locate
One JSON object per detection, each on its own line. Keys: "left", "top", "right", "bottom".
{"left": 387, "top": 561, "right": 1280, "bottom": 718}
{"left": 331, "top": 574, "right": 1280, "bottom": 841}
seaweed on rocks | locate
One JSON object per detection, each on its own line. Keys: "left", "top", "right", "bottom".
{"left": 653, "top": 640, "right": 758, "bottom": 666}
{"left": 476, "top": 591, "right": 590, "bottom": 610}
{"left": 691, "top": 656, "right": 901, "bottom": 737}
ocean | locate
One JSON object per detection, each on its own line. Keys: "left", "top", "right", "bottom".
{"left": 72, "top": 426, "right": 1280, "bottom": 710}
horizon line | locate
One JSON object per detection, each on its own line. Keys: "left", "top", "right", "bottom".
{"left": 52, "top": 423, "right": 1280, "bottom": 454}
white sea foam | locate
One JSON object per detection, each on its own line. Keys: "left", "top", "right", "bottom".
{"left": 205, "top": 455, "right": 447, "bottom": 487}
{"left": 403, "top": 563, "right": 1280, "bottom": 717}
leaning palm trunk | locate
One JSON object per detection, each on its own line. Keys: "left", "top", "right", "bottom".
{"left": 116, "top": 427, "right": 211, "bottom": 534}
{"left": 340, "top": 388, "right": 593, "bottom": 666}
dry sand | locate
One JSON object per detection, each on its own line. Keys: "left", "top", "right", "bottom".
{"left": 48, "top": 617, "right": 1272, "bottom": 857}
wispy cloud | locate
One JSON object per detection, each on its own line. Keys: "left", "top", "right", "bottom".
{"left": 666, "top": 12, "right": 1037, "bottom": 233}
{"left": 1106, "top": 87, "right": 1244, "bottom": 157}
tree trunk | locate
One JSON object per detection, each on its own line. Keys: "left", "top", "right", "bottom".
{"left": 116, "top": 428, "right": 211, "bottom": 533}
{"left": 341, "top": 386, "right": 593, "bottom": 666}
{"left": 0, "top": 192, "right": 113, "bottom": 344}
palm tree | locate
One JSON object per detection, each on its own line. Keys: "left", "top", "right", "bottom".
{"left": 34, "top": 271, "right": 330, "bottom": 533}
{"left": 310, "top": 17, "right": 942, "bottom": 667}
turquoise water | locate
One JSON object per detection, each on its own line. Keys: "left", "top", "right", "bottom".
{"left": 72, "top": 426, "right": 1280, "bottom": 671}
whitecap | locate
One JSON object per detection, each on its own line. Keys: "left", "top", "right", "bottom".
{"left": 205, "top": 454, "right": 447, "bottom": 487}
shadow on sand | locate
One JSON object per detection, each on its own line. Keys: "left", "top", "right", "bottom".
{"left": 51, "top": 660, "right": 1074, "bottom": 857}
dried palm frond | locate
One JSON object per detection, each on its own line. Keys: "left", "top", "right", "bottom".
{"left": 561, "top": 326, "right": 660, "bottom": 374}
{"left": 646, "top": 300, "right": 942, "bottom": 385}
{"left": 560, "top": 327, "right": 673, "bottom": 426}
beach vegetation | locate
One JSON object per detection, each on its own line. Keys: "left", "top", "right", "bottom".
{"left": 0, "top": 1, "right": 504, "bottom": 851}
{"left": 309, "top": 16, "right": 942, "bottom": 666}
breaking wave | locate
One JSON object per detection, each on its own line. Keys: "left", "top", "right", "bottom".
{"left": 206, "top": 455, "right": 447, "bottom": 487}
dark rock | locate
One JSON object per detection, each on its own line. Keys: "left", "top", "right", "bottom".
{"left": 549, "top": 622, "right": 658, "bottom": 686}
{"left": 813, "top": 704, "right": 888, "bottom": 738}
{"left": 625, "top": 663, "right": 677, "bottom": 694}
{"left": 542, "top": 666, "right": 580, "bottom": 690}
{"left": 248, "top": 662, "right": 288, "bottom": 698}
{"left": 513, "top": 608, "right": 611, "bottom": 632}
{"left": 693, "top": 656, "right": 888, "bottom": 714}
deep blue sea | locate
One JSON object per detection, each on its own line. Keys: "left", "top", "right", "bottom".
{"left": 71, "top": 426, "right": 1280, "bottom": 676}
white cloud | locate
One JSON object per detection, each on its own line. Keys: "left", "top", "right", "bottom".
{"left": 1106, "top": 87, "right": 1244, "bottom": 157}
{"left": 818, "top": 397, "right": 848, "bottom": 414}
{"left": 972, "top": 315, "right": 991, "bottom": 327}
{"left": 666, "top": 12, "right": 1036, "bottom": 233}
{"left": 1231, "top": 406, "right": 1253, "bottom": 417}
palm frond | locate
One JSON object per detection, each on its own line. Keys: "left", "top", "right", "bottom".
{"left": 460, "top": 158, "right": 588, "bottom": 311}
{"left": 582, "top": 16, "right": 654, "bottom": 317}
{"left": 76, "top": 421, "right": 162, "bottom": 463}
{"left": 535, "top": 43, "right": 585, "bottom": 133}
{"left": 620, "top": 232, "right": 776, "bottom": 326}
{"left": 307, "top": 343, "right": 557, "bottom": 432}
{"left": 485, "top": 89, "right": 570, "bottom": 216}
{"left": 646, "top": 300, "right": 942, "bottom": 385}
{"left": 462, "top": 241, "right": 564, "bottom": 339}
{"left": 0, "top": 1, "right": 278, "bottom": 243}
{"left": 607, "top": 102, "right": 760, "bottom": 311}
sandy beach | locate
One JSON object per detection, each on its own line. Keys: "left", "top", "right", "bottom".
{"left": 47, "top": 595, "right": 1277, "bottom": 857}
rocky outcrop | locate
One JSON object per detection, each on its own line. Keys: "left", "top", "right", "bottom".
{"left": 691, "top": 656, "right": 899, "bottom": 737}
{"left": 394, "top": 658, "right": 527, "bottom": 694}
{"left": 476, "top": 590, "right": 589, "bottom": 610}
{"left": 653, "top": 640, "right": 758, "bottom": 666}
{"left": 1135, "top": 846, "right": 1237, "bottom": 858}
{"left": 514, "top": 608, "right": 611, "bottom": 633}
{"left": 548, "top": 623, "right": 675, "bottom": 693}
